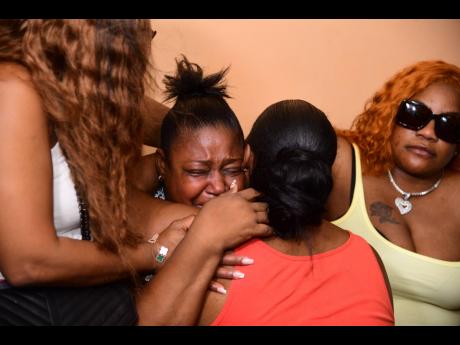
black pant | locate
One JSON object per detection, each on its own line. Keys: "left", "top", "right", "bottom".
{"left": 0, "top": 282, "right": 138, "bottom": 326}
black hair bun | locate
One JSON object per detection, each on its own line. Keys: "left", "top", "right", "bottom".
{"left": 260, "top": 147, "right": 333, "bottom": 240}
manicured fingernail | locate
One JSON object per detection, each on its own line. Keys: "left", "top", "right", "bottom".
{"left": 233, "top": 271, "right": 245, "bottom": 279}
{"left": 241, "top": 257, "right": 254, "bottom": 265}
{"left": 217, "top": 287, "right": 227, "bottom": 295}
{"left": 230, "top": 179, "right": 237, "bottom": 192}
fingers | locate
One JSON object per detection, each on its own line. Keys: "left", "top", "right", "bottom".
{"left": 168, "top": 214, "right": 196, "bottom": 232}
{"left": 256, "top": 211, "right": 269, "bottom": 224}
{"left": 209, "top": 281, "right": 227, "bottom": 295}
{"left": 253, "top": 223, "right": 273, "bottom": 238}
{"left": 229, "top": 179, "right": 238, "bottom": 193}
{"left": 215, "top": 267, "right": 246, "bottom": 279}
{"left": 219, "top": 179, "right": 238, "bottom": 197}
{"left": 251, "top": 201, "right": 268, "bottom": 212}
{"left": 221, "top": 253, "right": 255, "bottom": 266}
{"left": 237, "top": 187, "right": 260, "bottom": 201}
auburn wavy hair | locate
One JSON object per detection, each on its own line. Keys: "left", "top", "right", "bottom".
{"left": 4, "top": 19, "right": 153, "bottom": 254}
{"left": 338, "top": 60, "right": 460, "bottom": 175}
{"left": 0, "top": 19, "right": 27, "bottom": 65}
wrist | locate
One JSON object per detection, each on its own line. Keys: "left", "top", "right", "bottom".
{"left": 146, "top": 233, "right": 170, "bottom": 272}
{"left": 186, "top": 221, "right": 226, "bottom": 258}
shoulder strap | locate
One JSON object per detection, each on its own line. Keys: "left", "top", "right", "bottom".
{"left": 349, "top": 143, "right": 356, "bottom": 206}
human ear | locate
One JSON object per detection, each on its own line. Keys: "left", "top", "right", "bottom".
{"left": 155, "top": 148, "right": 167, "bottom": 179}
{"left": 243, "top": 144, "right": 255, "bottom": 175}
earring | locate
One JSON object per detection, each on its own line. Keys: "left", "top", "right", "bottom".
{"left": 154, "top": 176, "right": 166, "bottom": 200}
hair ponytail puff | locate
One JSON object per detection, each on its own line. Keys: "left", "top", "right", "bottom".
{"left": 163, "top": 55, "right": 230, "bottom": 103}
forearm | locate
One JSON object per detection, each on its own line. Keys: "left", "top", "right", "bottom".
{"left": 135, "top": 187, "right": 271, "bottom": 325}
{"left": 136, "top": 227, "right": 223, "bottom": 325}
{"left": 128, "top": 186, "right": 197, "bottom": 236}
{"left": 5, "top": 236, "right": 154, "bottom": 287}
{"left": 141, "top": 96, "right": 169, "bottom": 147}
{"left": 4, "top": 189, "right": 194, "bottom": 287}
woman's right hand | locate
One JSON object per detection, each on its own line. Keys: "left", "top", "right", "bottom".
{"left": 188, "top": 186, "right": 272, "bottom": 256}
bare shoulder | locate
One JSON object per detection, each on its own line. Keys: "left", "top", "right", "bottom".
{"left": 0, "top": 63, "right": 42, "bottom": 117}
{"left": 0, "top": 62, "right": 33, "bottom": 88}
{"left": 141, "top": 96, "right": 170, "bottom": 147}
{"left": 444, "top": 170, "right": 460, "bottom": 204}
{"left": 333, "top": 135, "right": 353, "bottom": 181}
{"left": 336, "top": 135, "right": 353, "bottom": 162}
{"left": 0, "top": 61, "right": 49, "bottom": 165}
{"left": 129, "top": 153, "right": 158, "bottom": 192}
{"left": 446, "top": 170, "right": 460, "bottom": 182}
{"left": 142, "top": 96, "right": 169, "bottom": 115}
{"left": 325, "top": 135, "right": 353, "bottom": 221}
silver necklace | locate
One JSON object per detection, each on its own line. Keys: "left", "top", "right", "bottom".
{"left": 387, "top": 169, "right": 442, "bottom": 215}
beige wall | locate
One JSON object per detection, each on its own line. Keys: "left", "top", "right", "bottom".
{"left": 149, "top": 19, "right": 460, "bottom": 136}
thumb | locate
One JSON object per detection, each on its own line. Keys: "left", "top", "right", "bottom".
{"left": 229, "top": 179, "right": 238, "bottom": 193}
{"left": 170, "top": 214, "right": 196, "bottom": 232}
{"left": 219, "top": 179, "right": 238, "bottom": 197}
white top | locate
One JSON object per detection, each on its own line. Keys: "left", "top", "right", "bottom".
{"left": 0, "top": 143, "right": 81, "bottom": 282}
{"left": 50, "top": 142, "right": 82, "bottom": 240}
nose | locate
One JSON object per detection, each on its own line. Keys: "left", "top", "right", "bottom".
{"left": 416, "top": 119, "right": 438, "bottom": 142}
{"left": 206, "top": 171, "right": 226, "bottom": 196}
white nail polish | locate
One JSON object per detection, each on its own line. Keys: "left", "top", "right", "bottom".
{"left": 217, "top": 287, "right": 227, "bottom": 295}
{"left": 241, "top": 257, "right": 254, "bottom": 265}
{"left": 233, "top": 271, "right": 245, "bottom": 279}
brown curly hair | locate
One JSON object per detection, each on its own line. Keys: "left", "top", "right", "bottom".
{"left": 2, "top": 19, "right": 153, "bottom": 254}
{"left": 0, "top": 19, "right": 27, "bottom": 65}
{"left": 338, "top": 60, "right": 460, "bottom": 175}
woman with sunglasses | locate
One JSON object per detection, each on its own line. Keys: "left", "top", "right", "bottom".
{"left": 325, "top": 60, "right": 460, "bottom": 325}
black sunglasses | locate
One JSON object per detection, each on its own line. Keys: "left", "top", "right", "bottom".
{"left": 395, "top": 99, "right": 460, "bottom": 144}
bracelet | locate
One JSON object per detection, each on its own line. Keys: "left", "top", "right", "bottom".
{"left": 148, "top": 233, "right": 159, "bottom": 244}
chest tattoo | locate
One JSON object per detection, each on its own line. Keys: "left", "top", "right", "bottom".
{"left": 370, "top": 201, "right": 400, "bottom": 225}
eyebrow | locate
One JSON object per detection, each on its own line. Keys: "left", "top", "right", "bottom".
{"left": 184, "top": 158, "right": 243, "bottom": 165}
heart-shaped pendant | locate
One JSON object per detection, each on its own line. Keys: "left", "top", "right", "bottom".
{"left": 395, "top": 197, "right": 412, "bottom": 215}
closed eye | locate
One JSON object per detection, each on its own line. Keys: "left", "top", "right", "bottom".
{"left": 185, "top": 170, "right": 209, "bottom": 177}
{"left": 222, "top": 167, "right": 244, "bottom": 176}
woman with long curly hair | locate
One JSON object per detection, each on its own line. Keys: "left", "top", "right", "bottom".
{"left": 0, "top": 19, "right": 270, "bottom": 325}
{"left": 326, "top": 60, "right": 460, "bottom": 325}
